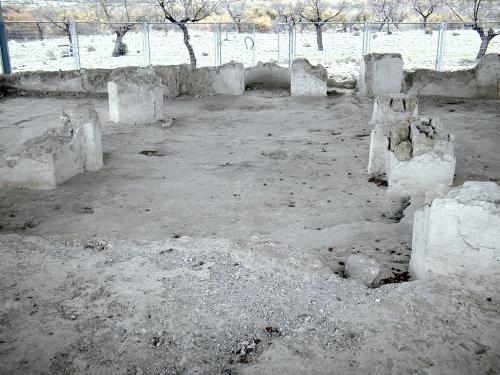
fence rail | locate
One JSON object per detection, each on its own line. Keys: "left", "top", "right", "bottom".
{"left": 1, "top": 21, "right": 499, "bottom": 79}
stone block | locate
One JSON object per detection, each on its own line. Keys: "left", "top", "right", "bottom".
{"left": 108, "top": 70, "right": 164, "bottom": 124}
{"left": 409, "top": 182, "right": 500, "bottom": 280}
{"left": 0, "top": 106, "right": 103, "bottom": 189}
{"left": 367, "top": 129, "right": 389, "bottom": 175}
{"left": 387, "top": 149, "right": 456, "bottom": 196}
{"left": 290, "top": 58, "right": 328, "bottom": 96}
{"left": 476, "top": 53, "right": 500, "bottom": 99}
{"left": 345, "top": 254, "right": 383, "bottom": 287}
{"left": 358, "top": 53, "right": 403, "bottom": 96}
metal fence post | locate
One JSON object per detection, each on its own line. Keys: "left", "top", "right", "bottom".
{"left": 141, "top": 22, "right": 151, "bottom": 67}
{"left": 69, "top": 22, "right": 80, "bottom": 70}
{"left": 218, "top": 23, "right": 222, "bottom": 66}
{"left": 252, "top": 23, "right": 256, "bottom": 66}
{"left": 435, "top": 22, "right": 447, "bottom": 71}
{"left": 277, "top": 27, "right": 280, "bottom": 65}
{"left": 0, "top": 2, "right": 11, "bottom": 74}
{"left": 362, "top": 22, "right": 371, "bottom": 56}
{"left": 288, "top": 23, "right": 295, "bottom": 67}
{"left": 213, "top": 23, "right": 217, "bottom": 66}
{"left": 214, "top": 23, "right": 221, "bottom": 66}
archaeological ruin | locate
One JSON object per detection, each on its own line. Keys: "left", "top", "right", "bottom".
{"left": 1, "top": 45, "right": 499, "bottom": 374}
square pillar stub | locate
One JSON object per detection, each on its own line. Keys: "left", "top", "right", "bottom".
{"left": 108, "top": 72, "right": 164, "bottom": 125}
{"left": 358, "top": 53, "right": 403, "bottom": 97}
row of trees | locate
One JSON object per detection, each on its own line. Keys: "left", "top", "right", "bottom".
{"left": 5, "top": 0, "right": 500, "bottom": 67}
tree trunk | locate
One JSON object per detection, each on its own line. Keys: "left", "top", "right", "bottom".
{"left": 236, "top": 21, "right": 242, "bottom": 34}
{"left": 474, "top": 26, "right": 499, "bottom": 60}
{"left": 113, "top": 27, "right": 129, "bottom": 57}
{"left": 36, "top": 23, "right": 44, "bottom": 40}
{"left": 422, "top": 16, "right": 428, "bottom": 29}
{"left": 476, "top": 35, "right": 491, "bottom": 60}
{"left": 64, "top": 23, "right": 73, "bottom": 56}
{"left": 378, "top": 21, "right": 386, "bottom": 32}
{"left": 314, "top": 23, "right": 323, "bottom": 51}
{"left": 178, "top": 22, "right": 197, "bottom": 69}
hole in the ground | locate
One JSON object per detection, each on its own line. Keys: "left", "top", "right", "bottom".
{"left": 389, "top": 197, "right": 411, "bottom": 223}
{"left": 368, "top": 176, "right": 388, "bottom": 187}
{"left": 139, "top": 150, "right": 165, "bottom": 157}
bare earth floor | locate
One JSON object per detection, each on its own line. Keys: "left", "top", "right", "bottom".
{"left": 0, "top": 91, "right": 499, "bottom": 374}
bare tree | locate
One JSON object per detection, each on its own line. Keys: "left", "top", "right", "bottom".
{"left": 225, "top": 0, "right": 246, "bottom": 33}
{"left": 446, "top": 0, "right": 500, "bottom": 59}
{"left": 412, "top": 0, "right": 440, "bottom": 27}
{"left": 38, "top": 7, "right": 74, "bottom": 53}
{"left": 156, "top": 0, "right": 221, "bottom": 68}
{"left": 370, "top": 0, "right": 408, "bottom": 33}
{"left": 272, "top": 0, "right": 299, "bottom": 23}
{"left": 298, "top": 0, "right": 346, "bottom": 51}
{"left": 87, "top": 0, "right": 135, "bottom": 57}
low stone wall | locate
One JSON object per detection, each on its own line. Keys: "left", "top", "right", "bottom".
{"left": 245, "top": 62, "right": 291, "bottom": 89}
{"left": 0, "top": 63, "right": 245, "bottom": 97}
{"left": 404, "top": 69, "right": 477, "bottom": 98}
{"left": 1, "top": 53, "right": 499, "bottom": 99}
{"left": 186, "top": 63, "right": 245, "bottom": 96}
{"left": 404, "top": 53, "right": 500, "bottom": 100}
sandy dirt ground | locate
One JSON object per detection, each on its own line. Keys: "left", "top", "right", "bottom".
{"left": 0, "top": 91, "right": 499, "bottom": 374}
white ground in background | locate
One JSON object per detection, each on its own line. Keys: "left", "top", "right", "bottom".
{"left": 7, "top": 28, "right": 500, "bottom": 80}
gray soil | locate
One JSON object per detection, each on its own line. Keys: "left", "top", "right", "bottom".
{"left": 0, "top": 91, "right": 499, "bottom": 374}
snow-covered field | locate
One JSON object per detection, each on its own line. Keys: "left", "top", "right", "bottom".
{"left": 7, "top": 26, "right": 500, "bottom": 80}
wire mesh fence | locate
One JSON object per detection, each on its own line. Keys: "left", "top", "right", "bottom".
{"left": 5, "top": 21, "right": 76, "bottom": 71}
{"left": 368, "top": 22, "right": 441, "bottom": 71}
{"left": 76, "top": 22, "right": 146, "bottom": 70}
{"left": 149, "top": 22, "right": 219, "bottom": 68}
{"left": 219, "top": 22, "right": 256, "bottom": 66}
{"left": 284, "top": 22, "right": 365, "bottom": 80}
{"left": 443, "top": 22, "right": 500, "bottom": 71}
{"left": 1, "top": 20, "right": 499, "bottom": 79}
